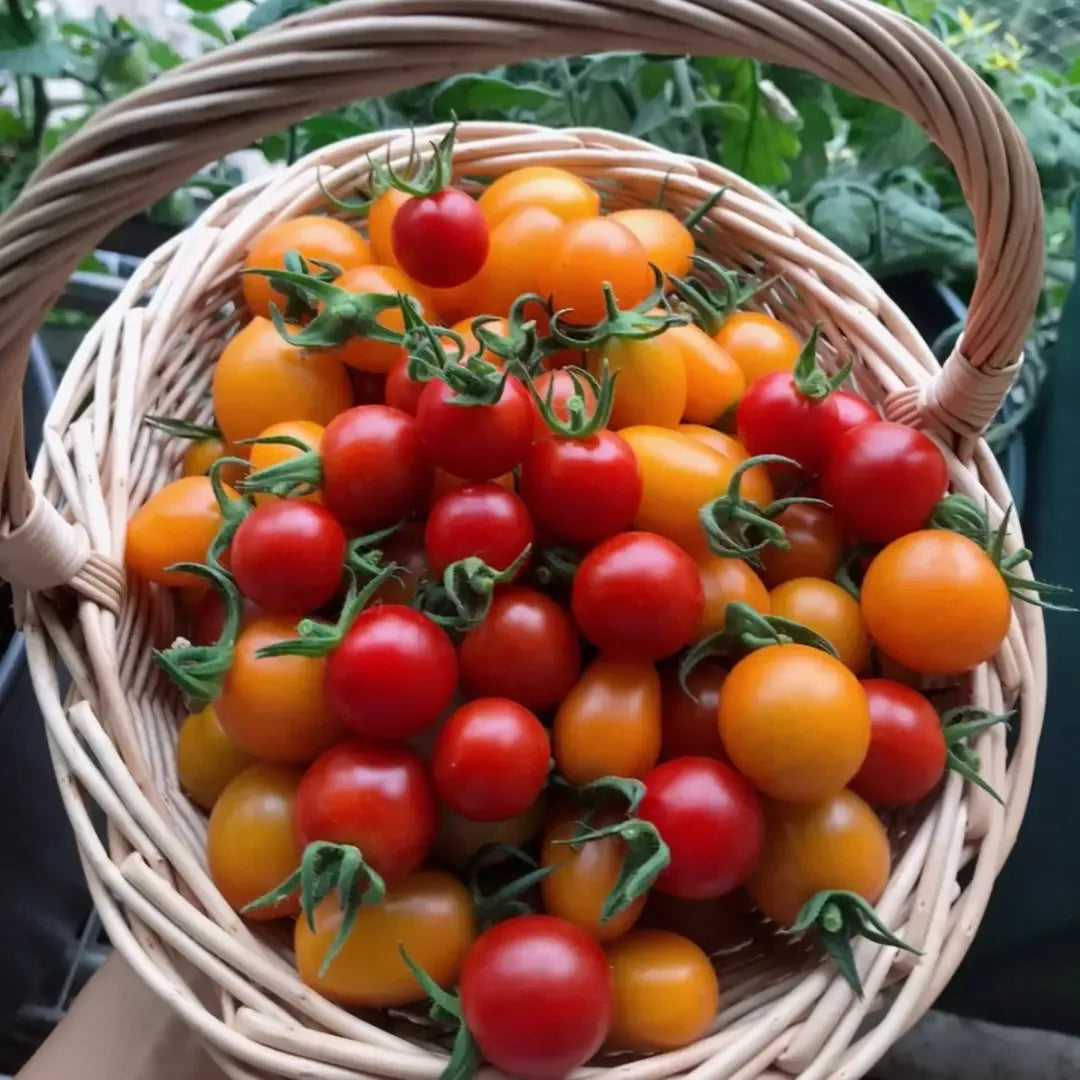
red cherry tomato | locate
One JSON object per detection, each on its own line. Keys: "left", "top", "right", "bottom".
{"left": 849, "top": 679, "right": 948, "bottom": 805}
{"left": 417, "top": 375, "right": 534, "bottom": 481}
{"left": 432, "top": 699, "right": 551, "bottom": 822}
{"left": 822, "top": 421, "right": 948, "bottom": 543}
{"left": 529, "top": 369, "right": 597, "bottom": 439}
{"left": 425, "top": 483, "right": 533, "bottom": 577}
{"left": 327, "top": 606, "right": 457, "bottom": 739}
{"left": 460, "top": 587, "right": 581, "bottom": 712}
{"left": 519, "top": 430, "right": 641, "bottom": 545}
{"left": 231, "top": 501, "right": 345, "bottom": 615}
{"left": 735, "top": 371, "right": 827, "bottom": 473}
{"left": 295, "top": 739, "right": 436, "bottom": 882}
{"left": 385, "top": 353, "right": 425, "bottom": 416}
{"left": 659, "top": 664, "right": 727, "bottom": 762}
{"left": 460, "top": 915, "right": 613, "bottom": 1079}
{"left": 572, "top": 532, "right": 703, "bottom": 661}
{"left": 815, "top": 391, "right": 878, "bottom": 453}
{"left": 391, "top": 187, "right": 490, "bottom": 288}
{"left": 638, "top": 757, "right": 765, "bottom": 899}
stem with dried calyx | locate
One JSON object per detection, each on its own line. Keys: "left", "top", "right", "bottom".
{"left": 237, "top": 435, "right": 322, "bottom": 500}
{"left": 472, "top": 293, "right": 547, "bottom": 373}
{"left": 789, "top": 324, "right": 850, "bottom": 401}
{"left": 414, "top": 546, "right": 531, "bottom": 632}
{"left": 144, "top": 415, "right": 222, "bottom": 442}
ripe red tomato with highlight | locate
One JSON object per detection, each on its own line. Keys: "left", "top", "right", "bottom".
{"left": 572, "top": 532, "right": 703, "bottom": 661}
{"left": 425, "top": 483, "right": 533, "bottom": 577}
{"left": 735, "top": 371, "right": 826, "bottom": 472}
{"left": 391, "top": 187, "right": 490, "bottom": 288}
{"left": 815, "top": 390, "right": 877, "bottom": 451}
{"left": 529, "top": 368, "right": 598, "bottom": 439}
{"left": 385, "top": 353, "right": 425, "bottom": 416}
{"left": 294, "top": 739, "right": 437, "bottom": 882}
{"left": 432, "top": 699, "right": 550, "bottom": 822}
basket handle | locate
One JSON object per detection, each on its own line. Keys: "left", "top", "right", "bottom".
{"left": 0, "top": 0, "right": 1042, "bottom": 593}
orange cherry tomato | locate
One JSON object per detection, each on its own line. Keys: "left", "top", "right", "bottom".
{"left": 242, "top": 215, "right": 371, "bottom": 319}
{"left": 368, "top": 188, "right": 410, "bottom": 269}
{"left": 606, "top": 930, "right": 720, "bottom": 1051}
{"left": 126, "top": 476, "right": 237, "bottom": 587}
{"left": 295, "top": 871, "right": 476, "bottom": 1006}
{"left": 677, "top": 424, "right": 774, "bottom": 507}
{"left": 668, "top": 323, "right": 745, "bottom": 425}
{"left": 713, "top": 312, "right": 802, "bottom": 384}
{"left": 435, "top": 796, "right": 548, "bottom": 872}
{"left": 325, "top": 265, "right": 435, "bottom": 374}
{"left": 215, "top": 615, "right": 344, "bottom": 765}
{"left": 588, "top": 332, "right": 687, "bottom": 430}
{"left": 181, "top": 435, "right": 246, "bottom": 489}
{"left": 539, "top": 218, "right": 653, "bottom": 326}
{"left": 609, "top": 208, "right": 695, "bottom": 279}
{"left": 213, "top": 317, "right": 352, "bottom": 446}
{"left": 759, "top": 503, "right": 843, "bottom": 587}
{"left": 541, "top": 808, "right": 646, "bottom": 942}
{"left": 660, "top": 663, "right": 727, "bottom": 762}
{"left": 747, "top": 790, "right": 890, "bottom": 925}
{"left": 861, "top": 530, "right": 1011, "bottom": 674}
{"left": 207, "top": 763, "right": 303, "bottom": 919}
{"left": 718, "top": 644, "right": 870, "bottom": 802}
{"left": 768, "top": 578, "right": 870, "bottom": 673}
{"left": 428, "top": 279, "right": 485, "bottom": 327}
{"left": 479, "top": 166, "right": 600, "bottom": 228}
{"left": 176, "top": 704, "right": 255, "bottom": 810}
{"left": 553, "top": 658, "right": 662, "bottom": 783}
{"left": 470, "top": 206, "right": 566, "bottom": 317}
{"left": 697, "top": 555, "right": 770, "bottom": 637}
{"left": 247, "top": 419, "right": 325, "bottom": 506}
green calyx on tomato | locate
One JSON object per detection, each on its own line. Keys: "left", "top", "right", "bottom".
{"left": 245, "top": 840, "right": 387, "bottom": 976}
{"left": 415, "top": 546, "right": 532, "bottom": 631}
{"left": 787, "top": 889, "right": 919, "bottom": 999}
{"left": 465, "top": 844, "right": 557, "bottom": 928}
{"left": 534, "top": 545, "right": 581, "bottom": 589}
{"left": 528, "top": 363, "right": 615, "bottom": 438}
{"left": 237, "top": 434, "right": 322, "bottom": 499}
{"left": 144, "top": 415, "right": 223, "bottom": 442}
{"left": 941, "top": 705, "right": 1012, "bottom": 804}
{"left": 833, "top": 543, "right": 879, "bottom": 600}
{"left": 668, "top": 255, "right": 776, "bottom": 337}
{"left": 472, "top": 295, "right": 545, "bottom": 373}
{"left": 680, "top": 185, "right": 731, "bottom": 232}
{"left": 373, "top": 119, "right": 459, "bottom": 199}
{"left": 789, "top": 325, "right": 851, "bottom": 402}
{"left": 345, "top": 521, "right": 404, "bottom": 580}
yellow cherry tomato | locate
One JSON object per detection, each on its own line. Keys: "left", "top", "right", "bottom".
{"left": 608, "top": 208, "right": 695, "bottom": 279}
{"left": 667, "top": 323, "right": 745, "bottom": 425}
{"left": 176, "top": 705, "right": 255, "bottom": 811}
{"left": 247, "top": 419, "right": 325, "bottom": 506}
{"left": 714, "top": 312, "right": 802, "bottom": 384}
{"left": 479, "top": 166, "right": 600, "bottom": 228}
{"left": 588, "top": 329, "right": 687, "bottom": 430}
{"left": 769, "top": 577, "right": 870, "bottom": 672}
{"left": 677, "top": 424, "right": 774, "bottom": 507}
{"left": 697, "top": 555, "right": 770, "bottom": 637}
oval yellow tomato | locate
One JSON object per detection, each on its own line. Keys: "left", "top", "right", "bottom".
{"left": 479, "top": 166, "right": 600, "bottom": 228}
{"left": 697, "top": 555, "right": 770, "bottom": 637}
{"left": 769, "top": 577, "right": 870, "bottom": 672}
{"left": 588, "top": 334, "right": 687, "bottom": 430}
{"left": 668, "top": 323, "right": 745, "bottom": 425}
{"left": 608, "top": 208, "right": 694, "bottom": 279}
{"left": 176, "top": 705, "right": 255, "bottom": 811}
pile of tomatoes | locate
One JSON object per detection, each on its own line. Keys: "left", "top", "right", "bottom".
{"left": 127, "top": 133, "right": 1029, "bottom": 1079}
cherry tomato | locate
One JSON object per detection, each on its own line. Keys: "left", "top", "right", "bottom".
{"left": 213, "top": 317, "right": 352, "bottom": 445}
{"left": 639, "top": 757, "right": 765, "bottom": 899}
{"left": 433, "top": 699, "right": 550, "bottom": 822}
{"left": 606, "top": 930, "right": 719, "bottom": 1051}
{"left": 231, "top": 501, "right": 345, "bottom": 615}
{"left": 669, "top": 323, "right": 745, "bottom": 425}
{"left": 609, "top": 208, "right": 694, "bottom": 278}
{"left": 207, "top": 763, "right": 302, "bottom": 918}
{"left": 216, "top": 616, "right": 344, "bottom": 764}
{"left": 519, "top": 430, "right": 640, "bottom": 545}
{"left": 295, "top": 871, "right": 475, "bottom": 1006}
{"left": 471, "top": 206, "right": 565, "bottom": 316}
{"left": 460, "top": 587, "right": 581, "bottom": 712}
{"left": 435, "top": 796, "right": 548, "bottom": 871}
{"left": 747, "top": 790, "right": 890, "bottom": 925}
{"left": 318, "top": 405, "right": 431, "bottom": 531}
{"left": 861, "top": 530, "right": 1011, "bottom": 673}
{"left": 392, "top": 187, "right": 489, "bottom": 288}
{"left": 385, "top": 352, "right": 425, "bottom": 416}
{"left": 126, "top": 476, "right": 236, "bottom": 587}
{"left": 540, "top": 808, "right": 646, "bottom": 942}
{"left": 759, "top": 503, "right": 842, "bottom": 587}
{"left": 479, "top": 166, "right": 600, "bottom": 228}
{"left": 735, "top": 370, "right": 831, "bottom": 473}
{"left": 417, "top": 374, "right": 534, "bottom": 480}
{"left": 368, "top": 188, "right": 411, "bottom": 269}
{"left": 768, "top": 577, "right": 870, "bottom": 672}
{"left": 176, "top": 705, "right": 255, "bottom": 811}
{"left": 554, "top": 659, "right": 662, "bottom": 782}
{"left": 822, "top": 421, "right": 948, "bottom": 543}
{"left": 677, "top": 424, "right": 774, "bottom": 507}
{"left": 849, "top": 679, "right": 947, "bottom": 805}
{"left": 181, "top": 435, "right": 244, "bottom": 488}
{"left": 572, "top": 532, "right": 703, "bottom": 661}
{"left": 247, "top": 419, "right": 324, "bottom": 506}
{"left": 660, "top": 664, "right": 727, "bottom": 762}
{"left": 327, "top": 606, "right": 457, "bottom": 739}
{"left": 425, "top": 483, "right": 533, "bottom": 577}
{"left": 718, "top": 644, "right": 870, "bottom": 802}
{"left": 539, "top": 218, "right": 653, "bottom": 326}
{"left": 242, "top": 215, "right": 371, "bottom": 319}
{"left": 588, "top": 332, "right": 687, "bottom": 430}
{"left": 460, "top": 915, "right": 613, "bottom": 1078}
{"left": 815, "top": 390, "right": 878, "bottom": 452}
{"left": 529, "top": 368, "right": 597, "bottom": 439}
{"left": 697, "top": 554, "right": 770, "bottom": 636}
{"left": 295, "top": 738, "right": 437, "bottom": 881}
{"left": 713, "top": 312, "right": 801, "bottom": 384}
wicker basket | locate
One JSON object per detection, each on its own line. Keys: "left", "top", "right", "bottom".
{"left": 0, "top": 1, "right": 1048, "bottom": 1077}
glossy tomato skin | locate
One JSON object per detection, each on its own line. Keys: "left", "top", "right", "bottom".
{"left": 768, "top": 577, "right": 870, "bottom": 672}
{"left": 432, "top": 699, "right": 550, "bottom": 822}
{"left": 417, "top": 375, "right": 533, "bottom": 481}
{"left": 554, "top": 659, "right": 662, "bottom": 783}
{"left": 815, "top": 390, "right": 877, "bottom": 452}
{"left": 718, "top": 644, "right": 870, "bottom": 802}
{"left": 714, "top": 312, "right": 801, "bottom": 385}
{"left": 319, "top": 405, "right": 431, "bottom": 531}
{"left": 735, "top": 371, "right": 823, "bottom": 471}
{"left": 295, "top": 739, "right": 437, "bottom": 881}
{"left": 747, "top": 790, "right": 890, "bottom": 925}
{"left": 608, "top": 208, "right": 694, "bottom": 279}
{"left": 295, "top": 871, "right": 475, "bottom": 1007}
{"left": 659, "top": 664, "right": 727, "bottom": 762}
{"left": 639, "top": 757, "right": 765, "bottom": 899}
{"left": 248, "top": 419, "right": 324, "bottom": 506}
{"left": 459, "top": 915, "right": 613, "bottom": 1079}
{"left": 230, "top": 500, "right": 346, "bottom": 615}
{"left": 478, "top": 166, "right": 599, "bottom": 227}
{"left": 697, "top": 554, "right": 770, "bottom": 637}
{"left": 176, "top": 705, "right": 255, "bottom": 811}
{"left": 385, "top": 353, "right": 425, "bottom": 416}
{"left": 470, "top": 206, "right": 565, "bottom": 317}
{"left": 861, "top": 530, "right": 1011, "bottom": 674}
{"left": 669, "top": 323, "right": 745, "bottom": 426}
{"left": 822, "top": 421, "right": 948, "bottom": 543}
{"left": 327, "top": 606, "right": 457, "bottom": 740}
{"left": 392, "top": 188, "right": 490, "bottom": 289}
{"left": 519, "top": 430, "right": 640, "bottom": 544}
{"left": 589, "top": 333, "right": 687, "bottom": 430}
{"left": 368, "top": 188, "right": 410, "bottom": 268}
{"left": 572, "top": 532, "right": 703, "bottom": 661}
{"left": 424, "top": 483, "right": 533, "bottom": 577}
{"left": 849, "top": 679, "right": 947, "bottom": 805}
{"left": 606, "top": 930, "right": 720, "bottom": 1051}
{"left": 677, "top": 424, "right": 774, "bottom": 507}
{"left": 759, "top": 503, "right": 842, "bottom": 587}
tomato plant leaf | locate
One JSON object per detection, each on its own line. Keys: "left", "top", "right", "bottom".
{"left": 179, "top": 0, "right": 236, "bottom": 12}
{"left": 719, "top": 59, "right": 801, "bottom": 186}
{"left": 431, "top": 75, "right": 559, "bottom": 118}
{"left": 243, "top": 0, "right": 332, "bottom": 33}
